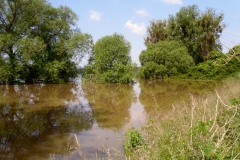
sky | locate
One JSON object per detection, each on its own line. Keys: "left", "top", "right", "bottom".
{"left": 49, "top": 0, "right": 240, "bottom": 66}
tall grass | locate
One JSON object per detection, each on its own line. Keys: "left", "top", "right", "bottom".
{"left": 124, "top": 75, "right": 240, "bottom": 159}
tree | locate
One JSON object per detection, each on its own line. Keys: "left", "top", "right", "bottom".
{"left": 197, "top": 8, "right": 224, "bottom": 61}
{"left": 144, "top": 5, "right": 224, "bottom": 64}
{"left": 144, "top": 19, "right": 168, "bottom": 45}
{"left": 84, "top": 33, "right": 134, "bottom": 83}
{"left": 0, "top": 0, "right": 93, "bottom": 84}
{"left": 167, "top": 5, "right": 224, "bottom": 63}
{"left": 139, "top": 41, "right": 194, "bottom": 79}
{"left": 167, "top": 5, "right": 200, "bottom": 63}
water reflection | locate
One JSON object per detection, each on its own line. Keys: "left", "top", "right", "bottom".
{"left": 0, "top": 84, "right": 93, "bottom": 160}
{"left": 82, "top": 83, "right": 137, "bottom": 130}
{"left": 0, "top": 79, "right": 221, "bottom": 159}
{"left": 138, "top": 79, "right": 221, "bottom": 113}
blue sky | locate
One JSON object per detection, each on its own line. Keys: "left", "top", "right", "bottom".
{"left": 49, "top": 0, "right": 240, "bottom": 66}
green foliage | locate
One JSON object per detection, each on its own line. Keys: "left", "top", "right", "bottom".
{"left": 168, "top": 5, "right": 224, "bottom": 63}
{"left": 229, "top": 97, "right": 240, "bottom": 105}
{"left": 139, "top": 61, "right": 167, "bottom": 79}
{"left": 123, "top": 127, "right": 143, "bottom": 156}
{"left": 83, "top": 33, "right": 134, "bottom": 84}
{"left": 139, "top": 41, "right": 194, "bottom": 79}
{"left": 181, "top": 50, "right": 240, "bottom": 80}
{"left": 145, "top": 5, "right": 224, "bottom": 64}
{"left": 144, "top": 19, "right": 168, "bottom": 45}
{"left": 230, "top": 45, "right": 240, "bottom": 54}
{"left": 0, "top": 0, "right": 93, "bottom": 84}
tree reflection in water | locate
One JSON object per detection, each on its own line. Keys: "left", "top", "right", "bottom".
{"left": 138, "top": 79, "right": 221, "bottom": 113}
{"left": 82, "top": 82, "right": 137, "bottom": 130}
{"left": 0, "top": 83, "right": 93, "bottom": 160}
{"left": 0, "top": 80, "right": 220, "bottom": 159}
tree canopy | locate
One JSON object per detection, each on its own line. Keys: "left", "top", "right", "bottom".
{"left": 144, "top": 5, "right": 224, "bottom": 64}
{"left": 0, "top": 0, "right": 93, "bottom": 84}
{"left": 144, "top": 19, "right": 168, "bottom": 45}
{"left": 139, "top": 41, "right": 194, "bottom": 79}
{"left": 84, "top": 33, "right": 134, "bottom": 84}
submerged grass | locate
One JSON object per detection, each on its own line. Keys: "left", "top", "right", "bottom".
{"left": 124, "top": 75, "right": 240, "bottom": 159}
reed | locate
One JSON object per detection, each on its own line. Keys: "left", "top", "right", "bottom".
{"left": 124, "top": 75, "right": 240, "bottom": 159}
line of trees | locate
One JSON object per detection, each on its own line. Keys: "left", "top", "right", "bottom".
{"left": 83, "top": 5, "right": 226, "bottom": 83}
{"left": 1, "top": 1, "right": 236, "bottom": 84}
{"left": 144, "top": 5, "right": 224, "bottom": 64}
{"left": 139, "top": 5, "right": 227, "bottom": 79}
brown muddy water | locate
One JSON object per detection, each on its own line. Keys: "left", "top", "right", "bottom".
{"left": 0, "top": 79, "right": 221, "bottom": 160}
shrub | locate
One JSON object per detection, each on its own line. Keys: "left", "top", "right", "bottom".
{"left": 139, "top": 41, "right": 194, "bottom": 79}
{"left": 123, "top": 127, "right": 143, "bottom": 157}
{"left": 181, "top": 51, "right": 240, "bottom": 80}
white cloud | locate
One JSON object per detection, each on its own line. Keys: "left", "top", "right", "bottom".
{"left": 125, "top": 20, "right": 146, "bottom": 35}
{"left": 89, "top": 10, "right": 102, "bottom": 21}
{"left": 162, "top": 0, "right": 182, "bottom": 5}
{"left": 135, "top": 8, "right": 150, "bottom": 17}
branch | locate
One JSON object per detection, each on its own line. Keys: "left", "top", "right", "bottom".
{"left": 220, "top": 24, "right": 240, "bottom": 36}
{"left": 223, "top": 37, "right": 239, "bottom": 46}
{"left": 234, "top": 14, "right": 240, "bottom": 22}
{"left": 224, "top": 30, "right": 240, "bottom": 36}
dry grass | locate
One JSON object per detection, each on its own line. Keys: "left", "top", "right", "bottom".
{"left": 126, "top": 75, "right": 240, "bottom": 159}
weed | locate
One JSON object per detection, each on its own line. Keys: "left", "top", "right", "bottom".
{"left": 125, "top": 75, "right": 240, "bottom": 159}
{"left": 123, "top": 127, "right": 143, "bottom": 157}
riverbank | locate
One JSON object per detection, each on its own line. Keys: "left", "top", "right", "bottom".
{"left": 124, "top": 75, "right": 240, "bottom": 159}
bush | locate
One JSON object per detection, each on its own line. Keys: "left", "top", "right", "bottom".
{"left": 139, "top": 41, "right": 194, "bottom": 79}
{"left": 181, "top": 51, "right": 240, "bottom": 80}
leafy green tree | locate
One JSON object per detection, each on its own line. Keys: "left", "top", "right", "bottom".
{"left": 0, "top": 0, "right": 93, "bottom": 84}
{"left": 144, "top": 19, "right": 168, "bottom": 45}
{"left": 144, "top": 5, "right": 224, "bottom": 64}
{"left": 197, "top": 8, "right": 224, "bottom": 61}
{"left": 167, "top": 5, "right": 224, "bottom": 63}
{"left": 139, "top": 41, "right": 194, "bottom": 79}
{"left": 84, "top": 33, "right": 134, "bottom": 83}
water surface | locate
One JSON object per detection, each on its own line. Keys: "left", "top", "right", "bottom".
{"left": 0, "top": 79, "right": 220, "bottom": 159}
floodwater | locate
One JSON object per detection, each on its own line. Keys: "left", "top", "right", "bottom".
{"left": 0, "top": 79, "right": 221, "bottom": 159}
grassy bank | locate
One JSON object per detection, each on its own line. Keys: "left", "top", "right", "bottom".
{"left": 124, "top": 75, "right": 240, "bottom": 159}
